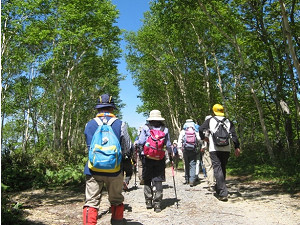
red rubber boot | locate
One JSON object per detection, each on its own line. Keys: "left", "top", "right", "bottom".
{"left": 83, "top": 206, "right": 98, "bottom": 225}
{"left": 111, "top": 203, "right": 124, "bottom": 225}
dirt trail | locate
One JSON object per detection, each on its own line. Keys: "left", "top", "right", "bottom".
{"left": 12, "top": 167, "right": 300, "bottom": 225}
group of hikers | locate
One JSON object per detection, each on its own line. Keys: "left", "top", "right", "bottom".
{"left": 82, "top": 93, "right": 241, "bottom": 225}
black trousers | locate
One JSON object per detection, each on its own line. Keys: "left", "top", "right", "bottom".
{"left": 209, "top": 151, "right": 230, "bottom": 197}
{"left": 143, "top": 158, "right": 165, "bottom": 206}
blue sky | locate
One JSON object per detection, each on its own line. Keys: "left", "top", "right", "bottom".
{"left": 112, "top": 0, "right": 151, "bottom": 129}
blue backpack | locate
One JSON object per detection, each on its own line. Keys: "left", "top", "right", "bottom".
{"left": 88, "top": 117, "right": 122, "bottom": 173}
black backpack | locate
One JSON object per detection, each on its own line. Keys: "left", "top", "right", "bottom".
{"left": 212, "top": 117, "right": 230, "bottom": 146}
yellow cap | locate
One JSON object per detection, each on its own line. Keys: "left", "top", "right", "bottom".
{"left": 213, "top": 104, "right": 224, "bottom": 116}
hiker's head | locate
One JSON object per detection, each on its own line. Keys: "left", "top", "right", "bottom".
{"left": 183, "top": 119, "right": 195, "bottom": 130}
{"left": 147, "top": 110, "right": 165, "bottom": 127}
{"left": 147, "top": 110, "right": 165, "bottom": 121}
{"left": 173, "top": 140, "right": 178, "bottom": 146}
{"left": 212, "top": 104, "right": 224, "bottom": 116}
{"left": 95, "top": 94, "right": 117, "bottom": 112}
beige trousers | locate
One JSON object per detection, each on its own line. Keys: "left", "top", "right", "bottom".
{"left": 203, "top": 150, "right": 216, "bottom": 187}
{"left": 84, "top": 172, "right": 124, "bottom": 209}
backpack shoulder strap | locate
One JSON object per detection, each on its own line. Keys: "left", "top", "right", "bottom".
{"left": 220, "top": 117, "right": 228, "bottom": 127}
{"left": 160, "top": 126, "right": 165, "bottom": 132}
{"left": 213, "top": 116, "right": 220, "bottom": 123}
{"left": 94, "top": 117, "right": 117, "bottom": 126}
{"left": 107, "top": 117, "right": 117, "bottom": 126}
{"left": 94, "top": 117, "right": 103, "bottom": 126}
{"left": 146, "top": 124, "right": 153, "bottom": 130}
{"left": 213, "top": 116, "right": 224, "bottom": 128}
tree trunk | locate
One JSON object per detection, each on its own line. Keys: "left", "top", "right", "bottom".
{"left": 279, "top": 0, "right": 300, "bottom": 84}
{"left": 190, "top": 21, "right": 211, "bottom": 112}
{"left": 197, "top": 0, "right": 275, "bottom": 160}
{"left": 212, "top": 52, "right": 226, "bottom": 112}
{"left": 23, "top": 65, "right": 35, "bottom": 153}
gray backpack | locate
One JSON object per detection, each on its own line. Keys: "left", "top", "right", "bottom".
{"left": 212, "top": 117, "right": 230, "bottom": 146}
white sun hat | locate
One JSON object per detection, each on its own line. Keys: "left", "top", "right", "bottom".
{"left": 146, "top": 110, "right": 165, "bottom": 121}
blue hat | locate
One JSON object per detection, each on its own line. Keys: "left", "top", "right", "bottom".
{"left": 95, "top": 94, "right": 117, "bottom": 109}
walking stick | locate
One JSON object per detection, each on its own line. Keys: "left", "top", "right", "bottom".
{"left": 133, "top": 145, "right": 138, "bottom": 187}
{"left": 171, "top": 161, "right": 179, "bottom": 208}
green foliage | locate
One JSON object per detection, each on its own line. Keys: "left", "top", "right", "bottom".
{"left": 45, "top": 164, "right": 85, "bottom": 187}
{"left": 1, "top": 147, "right": 86, "bottom": 191}
{"left": 227, "top": 143, "right": 300, "bottom": 193}
{"left": 126, "top": 0, "right": 300, "bottom": 159}
{"left": 1, "top": 183, "right": 28, "bottom": 225}
{"left": 1, "top": 0, "right": 123, "bottom": 192}
{"left": 127, "top": 125, "right": 138, "bottom": 141}
{"left": 2, "top": 0, "right": 300, "bottom": 199}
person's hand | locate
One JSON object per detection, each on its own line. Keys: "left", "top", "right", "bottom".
{"left": 234, "top": 148, "right": 241, "bottom": 157}
{"left": 200, "top": 148, "right": 205, "bottom": 153}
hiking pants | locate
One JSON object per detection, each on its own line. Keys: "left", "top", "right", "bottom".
{"left": 183, "top": 149, "right": 197, "bottom": 184}
{"left": 210, "top": 151, "right": 230, "bottom": 197}
{"left": 144, "top": 181, "right": 163, "bottom": 206}
{"left": 84, "top": 173, "right": 124, "bottom": 209}
{"left": 195, "top": 152, "right": 201, "bottom": 177}
{"left": 138, "top": 155, "right": 144, "bottom": 181}
{"left": 203, "top": 150, "right": 215, "bottom": 187}
{"left": 143, "top": 158, "right": 165, "bottom": 206}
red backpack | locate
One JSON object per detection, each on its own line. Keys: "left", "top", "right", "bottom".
{"left": 143, "top": 126, "right": 166, "bottom": 160}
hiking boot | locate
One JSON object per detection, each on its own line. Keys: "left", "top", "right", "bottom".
{"left": 219, "top": 196, "right": 228, "bottom": 202}
{"left": 154, "top": 204, "right": 161, "bottom": 213}
{"left": 208, "top": 186, "right": 215, "bottom": 192}
{"left": 111, "top": 218, "right": 125, "bottom": 225}
{"left": 183, "top": 181, "right": 188, "bottom": 185}
{"left": 146, "top": 200, "right": 152, "bottom": 209}
{"left": 189, "top": 181, "right": 196, "bottom": 187}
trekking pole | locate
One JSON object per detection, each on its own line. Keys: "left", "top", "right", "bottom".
{"left": 133, "top": 145, "right": 138, "bottom": 187}
{"left": 171, "top": 161, "right": 179, "bottom": 208}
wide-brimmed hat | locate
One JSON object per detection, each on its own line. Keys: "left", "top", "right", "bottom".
{"left": 146, "top": 110, "right": 165, "bottom": 121}
{"left": 173, "top": 140, "right": 178, "bottom": 144}
{"left": 95, "top": 94, "right": 117, "bottom": 109}
{"left": 212, "top": 104, "right": 224, "bottom": 116}
{"left": 186, "top": 119, "right": 193, "bottom": 123}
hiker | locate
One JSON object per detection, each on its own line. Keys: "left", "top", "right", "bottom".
{"left": 193, "top": 123, "right": 203, "bottom": 181}
{"left": 83, "top": 94, "right": 131, "bottom": 225}
{"left": 178, "top": 119, "right": 201, "bottom": 187}
{"left": 195, "top": 149, "right": 203, "bottom": 181}
{"left": 136, "top": 109, "right": 172, "bottom": 213}
{"left": 172, "top": 140, "right": 180, "bottom": 170}
{"left": 200, "top": 115, "right": 216, "bottom": 192}
{"left": 199, "top": 104, "right": 241, "bottom": 201}
{"left": 122, "top": 144, "right": 135, "bottom": 191}
{"left": 134, "top": 126, "right": 144, "bottom": 185}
